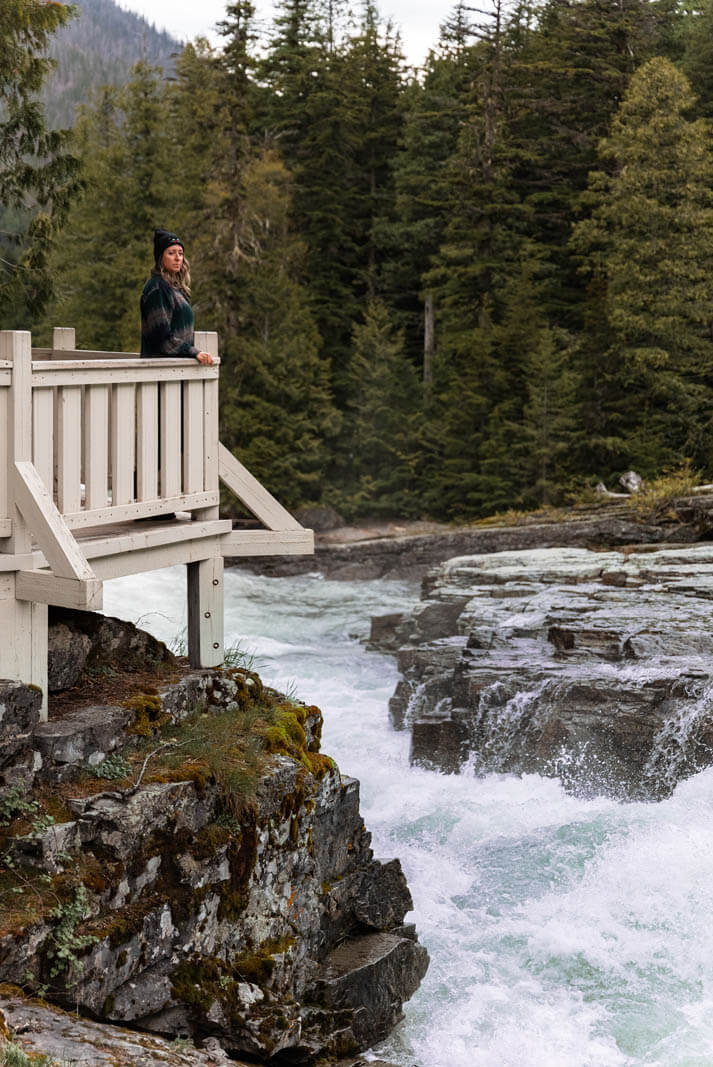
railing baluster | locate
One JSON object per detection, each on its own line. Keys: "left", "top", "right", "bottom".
{"left": 57, "top": 386, "right": 82, "bottom": 514}
{"left": 183, "top": 380, "right": 204, "bottom": 493}
{"left": 0, "top": 380, "right": 8, "bottom": 530}
{"left": 84, "top": 384, "right": 109, "bottom": 511}
{"left": 32, "top": 388, "right": 54, "bottom": 493}
{"left": 111, "top": 382, "right": 136, "bottom": 506}
{"left": 160, "top": 381, "right": 181, "bottom": 498}
{"left": 136, "top": 382, "right": 158, "bottom": 501}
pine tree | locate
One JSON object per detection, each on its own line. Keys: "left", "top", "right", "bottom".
{"left": 381, "top": 8, "right": 477, "bottom": 369}
{"left": 0, "top": 0, "right": 80, "bottom": 325}
{"left": 506, "top": 0, "right": 674, "bottom": 324}
{"left": 339, "top": 299, "right": 421, "bottom": 517}
{"left": 43, "top": 62, "right": 173, "bottom": 350}
{"left": 571, "top": 57, "right": 713, "bottom": 476}
{"left": 217, "top": 150, "right": 340, "bottom": 508}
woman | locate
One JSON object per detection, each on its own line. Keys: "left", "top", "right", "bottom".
{"left": 140, "top": 229, "right": 214, "bottom": 365}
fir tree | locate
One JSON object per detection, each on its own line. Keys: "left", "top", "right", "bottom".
{"left": 218, "top": 150, "right": 340, "bottom": 508}
{"left": 339, "top": 299, "right": 421, "bottom": 517}
{"left": 1, "top": 0, "right": 80, "bottom": 325}
{"left": 571, "top": 57, "right": 713, "bottom": 476}
{"left": 43, "top": 63, "right": 172, "bottom": 350}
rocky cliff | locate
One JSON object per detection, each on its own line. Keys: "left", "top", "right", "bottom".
{"left": 371, "top": 543, "right": 713, "bottom": 801}
{"left": 237, "top": 494, "right": 713, "bottom": 580}
{"left": 0, "top": 612, "right": 427, "bottom": 1065}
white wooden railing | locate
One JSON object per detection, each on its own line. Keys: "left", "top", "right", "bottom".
{"left": 0, "top": 328, "right": 313, "bottom": 717}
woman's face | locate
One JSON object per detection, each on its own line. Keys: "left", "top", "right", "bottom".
{"left": 161, "top": 244, "right": 184, "bottom": 273}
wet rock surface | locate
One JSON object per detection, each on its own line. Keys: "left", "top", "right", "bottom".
{"left": 373, "top": 543, "right": 713, "bottom": 800}
{"left": 236, "top": 496, "right": 713, "bottom": 580}
{"left": 0, "top": 994, "right": 238, "bottom": 1065}
{"left": 0, "top": 613, "right": 427, "bottom": 1065}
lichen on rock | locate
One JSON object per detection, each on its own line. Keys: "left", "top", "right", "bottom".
{"left": 0, "top": 611, "right": 428, "bottom": 1064}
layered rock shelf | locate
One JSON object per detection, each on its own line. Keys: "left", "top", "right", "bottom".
{"left": 371, "top": 543, "right": 713, "bottom": 800}
{"left": 238, "top": 494, "right": 713, "bottom": 580}
{"left": 0, "top": 614, "right": 427, "bottom": 1065}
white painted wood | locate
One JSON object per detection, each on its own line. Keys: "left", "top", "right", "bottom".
{"left": 57, "top": 386, "right": 82, "bottom": 514}
{"left": 32, "top": 388, "right": 54, "bottom": 493}
{"left": 136, "top": 382, "right": 158, "bottom": 500}
{"left": 111, "top": 382, "right": 136, "bottom": 505}
{"left": 14, "top": 460, "right": 96, "bottom": 580}
{"left": 218, "top": 443, "right": 302, "bottom": 531}
{"left": 75, "top": 518, "right": 232, "bottom": 560}
{"left": 28, "top": 519, "right": 231, "bottom": 572}
{"left": 160, "top": 381, "right": 181, "bottom": 498}
{"left": 220, "top": 528, "right": 315, "bottom": 556}
{"left": 84, "top": 384, "right": 109, "bottom": 510}
{"left": 194, "top": 331, "right": 218, "bottom": 359}
{"left": 0, "top": 384, "right": 8, "bottom": 524}
{"left": 187, "top": 555, "right": 224, "bottom": 668}
{"left": 0, "top": 369, "right": 11, "bottom": 384}
{"left": 16, "top": 571, "right": 103, "bottom": 610}
{"left": 31, "top": 602, "right": 48, "bottom": 721}
{"left": 52, "top": 327, "right": 76, "bottom": 357}
{"left": 182, "top": 380, "right": 204, "bottom": 493}
{"left": 203, "top": 378, "right": 219, "bottom": 490}
{"left": 0, "top": 552, "right": 33, "bottom": 571}
{"left": 33, "top": 362, "right": 218, "bottom": 387}
{"left": 0, "top": 575, "right": 46, "bottom": 703}
{"left": 51, "top": 331, "right": 76, "bottom": 509}
{"left": 0, "top": 585, "right": 33, "bottom": 689}
{"left": 62, "top": 490, "right": 219, "bottom": 529}
{"left": 89, "top": 536, "right": 225, "bottom": 580}
{"left": 2, "top": 332, "right": 32, "bottom": 557}
{"left": 195, "top": 331, "right": 219, "bottom": 516}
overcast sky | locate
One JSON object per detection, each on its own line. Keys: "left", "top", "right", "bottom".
{"left": 115, "top": 0, "right": 444, "bottom": 67}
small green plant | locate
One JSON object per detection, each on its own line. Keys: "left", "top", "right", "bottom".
{"left": 0, "top": 784, "right": 39, "bottom": 827}
{"left": 89, "top": 752, "right": 131, "bottom": 781}
{"left": 169, "top": 1037, "right": 195, "bottom": 1052}
{"left": 45, "top": 885, "right": 97, "bottom": 979}
{"left": 1, "top": 1038, "right": 69, "bottom": 1065}
{"left": 168, "top": 627, "right": 188, "bottom": 657}
{"left": 629, "top": 461, "right": 700, "bottom": 520}
{"left": 222, "top": 640, "right": 262, "bottom": 671}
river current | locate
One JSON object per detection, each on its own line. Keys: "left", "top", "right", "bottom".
{"left": 103, "top": 566, "right": 713, "bottom": 1067}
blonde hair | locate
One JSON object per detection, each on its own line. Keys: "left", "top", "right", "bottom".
{"left": 154, "top": 257, "right": 192, "bottom": 296}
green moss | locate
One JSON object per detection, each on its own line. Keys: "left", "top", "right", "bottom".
{"left": 102, "top": 994, "right": 115, "bottom": 1016}
{"left": 218, "top": 816, "right": 258, "bottom": 921}
{"left": 124, "top": 693, "right": 170, "bottom": 737}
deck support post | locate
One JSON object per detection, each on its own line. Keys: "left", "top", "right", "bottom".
{"left": 0, "top": 331, "right": 48, "bottom": 718}
{"left": 187, "top": 555, "right": 224, "bottom": 669}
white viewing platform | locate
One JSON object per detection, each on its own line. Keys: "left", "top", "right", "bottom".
{"left": 0, "top": 328, "right": 314, "bottom": 718}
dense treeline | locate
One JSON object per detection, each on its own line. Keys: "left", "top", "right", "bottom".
{"left": 6, "top": 0, "right": 713, "bottom": 519}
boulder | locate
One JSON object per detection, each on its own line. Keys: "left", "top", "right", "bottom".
{"left": 381, "top": 544, "right": 713, "bottom": 799}
{"left": 0, "top": 657, "right": 427, "bottom": 1064}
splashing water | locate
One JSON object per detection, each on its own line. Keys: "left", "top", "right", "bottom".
{"left": 103, "top": 567, "right": 713, "bottom": 1067}
{"left": 642, "top": 678, "right": 713, "bottom": 796}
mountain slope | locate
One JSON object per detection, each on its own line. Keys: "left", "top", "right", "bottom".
{"left": 44, "top": 0, "right": 181, "bottom": 129}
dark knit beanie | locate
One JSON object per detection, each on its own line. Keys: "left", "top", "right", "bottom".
{"left": 154, "top": 228, "right": 184, "bottom": 263}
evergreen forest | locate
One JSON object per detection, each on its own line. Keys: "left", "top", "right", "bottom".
{"left": 5, "top": 0, "right": 713, "bottom": 521}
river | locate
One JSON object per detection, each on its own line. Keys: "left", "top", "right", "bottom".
{"left": 103, "top": 565, "right": 713, "bottom": 1067}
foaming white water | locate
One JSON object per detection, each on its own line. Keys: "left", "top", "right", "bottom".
{"left": 103, "top": 568, "right": 713, "bottom": 1067}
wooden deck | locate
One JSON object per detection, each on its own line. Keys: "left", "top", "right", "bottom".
{"left": 0, "top": 328, "right": 314, "bottom": 717}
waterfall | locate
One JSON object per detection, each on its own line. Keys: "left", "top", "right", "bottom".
{"left": 103, "top": 566, "right": 713, "bottom": 1067}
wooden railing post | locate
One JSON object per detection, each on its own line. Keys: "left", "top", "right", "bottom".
{"left": 0, "top": 331, "right": 48, "bottom": 717}
{"left": 187, "top": 330, "right": 223, "bottom": 669}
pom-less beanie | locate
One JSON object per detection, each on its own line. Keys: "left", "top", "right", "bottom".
{"left": 154, "top": 228, "right": 184, "bottom": 263}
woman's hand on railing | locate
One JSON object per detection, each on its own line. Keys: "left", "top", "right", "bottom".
{"left": 196, "top": 351, "right": 215, "bottom": 366}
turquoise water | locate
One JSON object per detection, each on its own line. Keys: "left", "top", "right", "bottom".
{"left": 104, "top": 567, "right": 713, "bottom": 1067}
